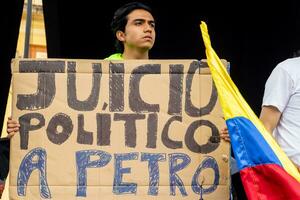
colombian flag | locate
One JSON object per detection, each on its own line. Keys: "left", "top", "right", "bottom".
{"left": 200, "top": 21, "right": 300, "bottom": 199}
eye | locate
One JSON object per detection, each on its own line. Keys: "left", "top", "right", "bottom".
{"left": 135, "top": 21, "right": 143, "bottom": 26}
{"left": 150, "top": 22, "right": 155, "bottom": 28}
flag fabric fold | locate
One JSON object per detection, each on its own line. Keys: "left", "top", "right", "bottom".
{"left": 200, "top": 21, "right": 300, "bottom": 200}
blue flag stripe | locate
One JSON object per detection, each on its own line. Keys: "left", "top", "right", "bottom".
{"left": 226, "top": 117, "right": 282, "bottom": 170}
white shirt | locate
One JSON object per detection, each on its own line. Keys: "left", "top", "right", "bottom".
{"left": 262, "top": 57, "right": 300, "bottom": 166}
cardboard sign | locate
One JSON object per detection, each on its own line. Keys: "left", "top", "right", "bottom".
{"left": 10, "top": 59, "right": 229, "bottom": 199}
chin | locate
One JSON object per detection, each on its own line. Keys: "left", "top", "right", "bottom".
{"left": 142, "top": 43, "right": 154, "bottom": 50}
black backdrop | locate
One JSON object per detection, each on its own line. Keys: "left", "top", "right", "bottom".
{"left": 1, "top": 0, "right": 300, "bottom": 135}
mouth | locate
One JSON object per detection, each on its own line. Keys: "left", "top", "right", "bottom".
{"left": 143, "top": 36, "right": 153, "bottom": 41}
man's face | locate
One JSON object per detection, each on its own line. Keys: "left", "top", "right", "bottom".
{"left": 122, "top": 9, "right": 156, "bottom": 51}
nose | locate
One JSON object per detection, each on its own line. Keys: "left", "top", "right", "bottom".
{"left": 144, "top": 23, "right": 153, "bottom": 33}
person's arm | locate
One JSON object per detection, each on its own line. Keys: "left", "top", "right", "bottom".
{"left": 260, "top": 106, "right": 300, "bottom": 172}
{"left": 259, "top": 105, "right": 282, "bottom": 134}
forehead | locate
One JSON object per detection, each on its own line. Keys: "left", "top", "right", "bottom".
{"left": 127, "top": 9, "right": 154, "bottom": 22}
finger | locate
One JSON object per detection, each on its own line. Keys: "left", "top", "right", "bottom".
{"left": 7, "top": 128, "right": 13, "bottom": 133}
{"left": 7, "top": 120, "right": 20, "bottom": 125}
{"left": 7, "top": 132, "right": 16, "bottom": 138}
{"left": 220, "top": 133, "right": 229, "bottom": 138}
{"left": 222, "top": 129, "right": 228, "bottom": 133}
{"left": 7, "top": 120, "right": 19, "bottom": 125}
{"left": 222, "top": 136, "right": 231, "bottom": 141}
{"left": 7, "top": 127, "right": 19, "bottom": 134}
{"left": 221, "top": 131, "right": 228, "bottom": 135}
{"left": 220, "top": 135, "right": 230, "bottom": 141}
{"left": 7, "top": 123, "right": 20, "bottom": 128}
{"left": 220, "top": 128, "right": 228, "bottom": 134}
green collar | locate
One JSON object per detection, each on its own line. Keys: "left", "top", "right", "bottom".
{"left": 105, "top": 53, "right": 123, "bottom": 60}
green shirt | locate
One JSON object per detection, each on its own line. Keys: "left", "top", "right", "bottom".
{"left": 105, "top": 53, "right": 123, "bottom": 60}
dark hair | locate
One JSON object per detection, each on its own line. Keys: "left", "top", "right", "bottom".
{"left": 110, "top": 2, "right": 153, "bottom": 52}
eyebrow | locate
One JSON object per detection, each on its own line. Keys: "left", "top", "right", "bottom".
{"left": 132, "top": 18, "right": 155, "bottom": 24}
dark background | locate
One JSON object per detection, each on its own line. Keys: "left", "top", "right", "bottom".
{"left": 1, "top": 0, "right": 300, "bottom": 136}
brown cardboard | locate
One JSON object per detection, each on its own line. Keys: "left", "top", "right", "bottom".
{"left": 9, "top": 59, "right": 229, "bottom": 199}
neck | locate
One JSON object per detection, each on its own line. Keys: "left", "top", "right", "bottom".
{"left": 122, "top": 48, "right": 149, "bottom": 59}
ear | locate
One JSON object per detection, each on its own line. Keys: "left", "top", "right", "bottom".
{"left": 116, "top": 30, "right": 125, "bottom": 42}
